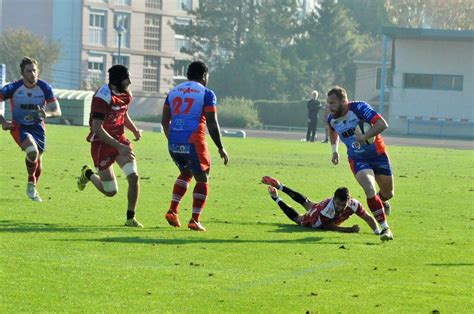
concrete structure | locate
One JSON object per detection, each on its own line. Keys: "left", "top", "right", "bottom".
{"left": 0, "top": 0, "right": 197, "bottom": 117}
{"left": 370, "top": 27, "right": 473, "bottom": 138}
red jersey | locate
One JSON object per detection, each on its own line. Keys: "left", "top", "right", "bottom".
{"left": 299, "top": 197, "right": 366, "bottom": 228}
{"left": 87, "top": 83, "right": 132, "bottom": 142}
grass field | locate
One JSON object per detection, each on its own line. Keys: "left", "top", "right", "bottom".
{"left": 0, "top": 125, "right": 472, "bottom": 313}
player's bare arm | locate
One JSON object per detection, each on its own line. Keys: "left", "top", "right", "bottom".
{"left": 355, "top": 117, "right": 388, "bottom": 144}
{"left": 124, "top": 112, "right": 141, "bottom": 141}
{"left": 0, "top": 114, "right": 10, "bottom": 130}
{"left": 91, "top": 118, "right": 134, "bottom": 159}
{"left": 360, "top": 211, "right": 380, "bottom": 234}
{"left": 321, "top": 223, "right": 360, "bottom": 233}
{"left": 160, "top": 105, "right": 171, "bottom": 139}
{"left": 41, "top": 100, "right": 62, "bottom": 118}
{"left": 329, "top": 127, "right": 339, "bottom": 165}
{"left": 205, "top": 111, "right": 229, "bottom": 165}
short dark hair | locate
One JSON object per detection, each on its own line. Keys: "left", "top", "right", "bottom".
{"left": 327, "top": 86, "right": 348, "bottom": 101}
{"left": 108, "top": 64, "right": 130, "bottom": 85}
{"left": 20, "top": 57, "right": 38, "bottom": 73}
{"left": 187, "top": 61, "right": 208, "bottom": 81}
{"left": 334, "top": 187, "right": 351, "bottom": 202}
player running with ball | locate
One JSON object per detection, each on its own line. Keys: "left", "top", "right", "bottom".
{"left": 326, "top": 86, "right": 394, "bottom": 241}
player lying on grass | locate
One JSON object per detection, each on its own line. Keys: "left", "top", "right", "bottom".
{"left": 262, "top": 176, "right": 382, "bottom": 235}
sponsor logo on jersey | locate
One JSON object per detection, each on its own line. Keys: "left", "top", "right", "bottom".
{"left": 178, "top": 87, "right": 200, "bottom": 94}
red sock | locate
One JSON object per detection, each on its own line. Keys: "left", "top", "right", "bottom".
{"left": 169, "top": 174, "right": 192, "bottom": 214}
{"left": 25, "top": 158, "right": 38, "bottom": 185}
{"left": 35, "top": 158, "right": 43, "bottom": 184}
{"left": 192, "top": 182, "right": 208, "bottom": 221}
{"left": 367, "top": 195, "right": 386, "bottom": 224}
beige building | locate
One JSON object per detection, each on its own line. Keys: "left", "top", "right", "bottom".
{"left": 1, "top": 0, "right": 197, "bottom": 115}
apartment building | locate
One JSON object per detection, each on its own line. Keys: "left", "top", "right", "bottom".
{"left": 0, "top": 0, "right": 196, "bottom": 96}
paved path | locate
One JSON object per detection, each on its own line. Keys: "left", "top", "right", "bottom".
{"left": 136, "top": 122, "right": 473, "bottom": 150}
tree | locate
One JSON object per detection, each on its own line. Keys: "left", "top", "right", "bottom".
{"left": 0, "top": 28, "right": 61, "bottom": 83}
{"left": 385, "top": 0, "right": 474, "bottom": 30}
{"left": 340, "top": 0, "right": 392, "bottom": 36}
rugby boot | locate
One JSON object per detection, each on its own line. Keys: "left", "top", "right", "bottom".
{"left": 165, "top": 211, "right": 181, "bottom": 227}
{"left": 77, "top": 165, "right": 92, "bottom": 191}
{"left": 124, "top": 217, "right": 144, "bottom": 228}
{"left": 380, "top": 228, "right": 393, "bottom": 241}
{"left": 261, "top": 176, "right": 281, "bottom": 188}
{"left": 188, "top": 219, "right": 206, "bottom": 231}
{"left": 26, "top": 182, "right": 42, "bottom": 202}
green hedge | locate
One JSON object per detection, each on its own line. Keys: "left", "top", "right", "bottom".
{"left": 218, "top": 97, "right": 262, "bottom": 128}
{"left": 254, "top": 100, "right": 307, "bottom": 127}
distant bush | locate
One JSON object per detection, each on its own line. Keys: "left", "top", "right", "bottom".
{"left": 254, "top": 100, "right": 307, "bottom": 127}
{"left": 218, "top": 97, "right": 262, "bottom": 128}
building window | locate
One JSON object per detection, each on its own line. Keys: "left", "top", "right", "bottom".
{"left": 145, "top": 0, "right": 162, "bottom": 9}
{"left": 174, "top": 17, "right": 191, "bottom": 35}
{"left": 87, "top": 55, "right": 106, "bottom": 86}
{"left": 114, "top": 0, "right": 131, "bottom": 5}
{"left": 175, "top": 34, "right": 190, "bottom": 53}
{"left": 173, "top": 59, "right": 188, "bottom": 78}
{"left": 144, "top": 14, "right": 161, "bottom": 51}
{"left": 143, "top": 56, "right": 160, "bottom": 93}
{"left": 112, "top": 55, "right": 130, "bottom": 67}
{"left": 114, "top": 12, "right": 131, "bottom": 48}
{"left": 376, "top": 67, "right": 393, "bottom": 90}
{"left": 89, "top": 11, "right": 106, "bottom": 46}
{"left": 89, "top": 0, "right": 108, "bottom": 3}
{"left": 403, "top": 73, "right": 463, "bottom": 91}
{"left": 177, "top": 0, "right": 192, "bottom": 11}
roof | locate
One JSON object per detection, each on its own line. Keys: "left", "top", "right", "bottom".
{"left": 54, "top": 89, "right": 94, "bottom": 100}
{"left": 382, "top": 27, "right": 474, "bottom": 42}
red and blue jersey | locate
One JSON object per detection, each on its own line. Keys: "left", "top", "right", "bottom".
{"left": 164, "top": 81, "right": 217, "bottom": 144}
{"left": 328, "top": 101, "right": 386, "bottom": 159}
{"left": 0, "top": 79, "right": 56, "bottom": 126}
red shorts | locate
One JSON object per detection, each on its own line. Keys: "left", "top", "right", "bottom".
{"left": 91, "top": 136, "right": 131, "bottom": 171}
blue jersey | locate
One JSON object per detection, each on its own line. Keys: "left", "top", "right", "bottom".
{"left": 164, "top": 81, "right": 217, "bottom": 144}
{"left": 328, "top": 101, "right": 386, "bottom": 159}
{"left": 0, "top": 79, "right": 56, "bottom": 126}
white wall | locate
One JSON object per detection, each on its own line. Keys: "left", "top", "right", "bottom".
{"left": 389, "top": 39, "right": 473, "bottom": 120}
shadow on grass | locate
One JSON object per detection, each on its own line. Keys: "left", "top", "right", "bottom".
{"left": 68, "top": 235, "right": 332, "bottom": 245}
{"left": 426, "top": 263, "right": 474, "bottom": 267}
{"left": 0, "top": 220, "right": 158, "bottom": 234}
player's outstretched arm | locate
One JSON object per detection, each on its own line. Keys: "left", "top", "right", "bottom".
{"left": 205, "top": 111, "right": 228, "bottom": 165}
{"left": 0, "top": 114, "right": 10, "bottom": 130}
{"left": 329, "top": 127, "right": 339, "bottom": 165}
{"left": 124, "top": 112, "right": 141, "bottom": 141}
{"left": 161, "top": 104, "right": 171, "bottom": 139}
{"left": 360, "top": 212, "right": 381, "bottom": 235}
{"left": 321, "top": 223, "right": 360, "bottom": 233}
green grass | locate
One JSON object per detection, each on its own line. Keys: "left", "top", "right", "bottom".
{"left": 0, "top": 125, "right": 472, "bottom": 313}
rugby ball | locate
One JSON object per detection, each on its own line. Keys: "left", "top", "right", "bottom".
{"left": 355, "top": 122, "right": 375, "bottom": 144}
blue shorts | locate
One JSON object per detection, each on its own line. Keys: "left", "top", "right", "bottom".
{"left": 11, "top": 123, "right": 46, "bottom": 152}
{"left": 168, "top": 142, "right": 210, "bottom": 174}
{"left": 348, "top": 153, "right": 392, "bottom": 176}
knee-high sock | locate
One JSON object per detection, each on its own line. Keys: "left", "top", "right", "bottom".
{"left": 281, "top": 185, "right": 307, "bottom": 205}
{"left": 25, "top": 158, "right": 38, "bottom": 184}
{"left": 35, "top": 158, "right": 43, "bottom": 184}
{"left": 367, "top": 195, "right": 388, "bottom": 228}
{"left": 192, "top": 182, "right": 208, "bottom": 221}
{"left": 169, "top": 174, "right": 192, "bottom": 214}
{"left": 272, "top": 196, "right": 300, "bottom": 222}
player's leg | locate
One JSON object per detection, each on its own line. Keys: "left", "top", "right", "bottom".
{"left": 116, "top": 149, "right": 143, "bottom": 228}
{"left": 268, "top": 186, "right": 301, "bottom": 224}
{"left": 35, "top": 152, "right": 43, "bottom": 184}
{"left": 262, "top": 176, "right": 308, "bottom": 206}
{"left": 354, "top": 166, "right": 392, "bottom": 241}
{"left": 373, "top": 154, "right": 395, "bottom": 216}
{"left": 186, "top": 142, "right": 211, "bottom": 231}
{"left": 18, "top": 132, "right": 41, "bottom": 201}
{"left": 306, "top": 119, "right": 312, "bottom": 142}
{"left": 165, "top": 158, "right": 193, "bottom": 227}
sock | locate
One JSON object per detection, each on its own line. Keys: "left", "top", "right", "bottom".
{"left": 169, "top": 174, "right": 192, "bottom": 214}
{"left": 85, "top": 169, "right": 94, "bottom": 179}
{"left": 273, "top": 197, "right": 300, "bottom": 222}
{"left": 35, "top": 158, "right": 42, "bottom": 184}
{"left": 367, "top": 195, "right": 388, "bottom": 228}
{"left": 281, "top": 185, "right": 307, "bottom": 205}
{"left": 126, "top": 210, "right": 135, "bottom": 220}
{"left": 192, "top": 182, "right": 208, "bottom": 221}
{"left": 25, "top": 158, "right": 38, "bottom": 185}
